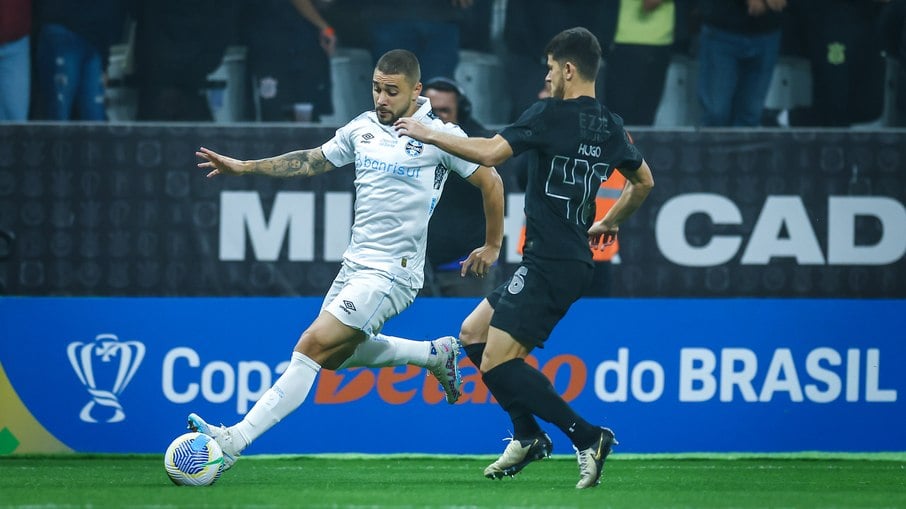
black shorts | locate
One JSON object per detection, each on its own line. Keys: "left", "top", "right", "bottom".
{"left": 488, "top": 257, "right": 593, "bottom": 349}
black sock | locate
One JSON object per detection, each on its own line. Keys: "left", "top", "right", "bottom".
{"left": 463, "top": 343, "right": 485, "bottom": 369}
{"left": 483, "top": 358, "right": 599, "bottom": 449}
{"left": 468, "top": 343, "right": 543, "bottom": 439}
{"left": 510, "top": 409, "right": 544, "bottom": 439}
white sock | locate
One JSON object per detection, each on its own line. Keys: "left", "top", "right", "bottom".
{"left": 231, "top": 351, "right": 320, "bottom": 451}
{"left": 338, "top": 333, "right": 431, "bottom": 369}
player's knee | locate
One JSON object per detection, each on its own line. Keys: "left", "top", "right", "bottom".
{"left": 295, "top": 329, "right": 331, "bottom": 364}
{"left": 295, "top": 327, "right": 362, "bottom": 370}
{"left": 458, "top": 320, "right": 486, "bottom": 346}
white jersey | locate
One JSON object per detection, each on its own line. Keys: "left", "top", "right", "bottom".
{"left": 321, "top": 97, "right": 479, "bottom": 288}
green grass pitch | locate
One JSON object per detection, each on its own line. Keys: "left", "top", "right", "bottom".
{"left": 1, "top": 453, "right": 904, "bottom": 508}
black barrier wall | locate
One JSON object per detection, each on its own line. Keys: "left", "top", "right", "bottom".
{"left": 0, "top": 124, "right": 904, "bottom": 297}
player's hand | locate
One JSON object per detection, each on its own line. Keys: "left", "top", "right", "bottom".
{"left": 460, "top": 244, "right": 500, "bottom": 278}
{"left": 588, "top": 220, "right": 618, "bottom": 251}
{"left": 393, "top": 117, "right": 431, "bottom": 142}
{"left": 196, "top": 147, "right": 246, "bottom": 178}
{"left": 765, "top": 0, "right": 786, "bottom": 11}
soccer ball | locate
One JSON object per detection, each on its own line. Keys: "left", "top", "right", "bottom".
{"left": 164, "top": 432, "right": 224, "bottom": 486}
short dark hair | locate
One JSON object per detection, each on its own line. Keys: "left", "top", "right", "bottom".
{"left": 544, "top": 27, "right": 602, "bottom": 81}
{"left": 375, "top": 49, "right": 421, "bottom": 85}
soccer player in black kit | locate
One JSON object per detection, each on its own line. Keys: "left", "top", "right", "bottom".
{"left": 395, "top": 27, "right": 655, "bottom": 489}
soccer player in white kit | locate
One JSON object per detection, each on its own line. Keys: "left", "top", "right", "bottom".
{"left": 188, "top": 49, "right": 504, "bottom": 471}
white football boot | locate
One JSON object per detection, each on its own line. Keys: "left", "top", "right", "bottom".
{"left": 426, "top": 336, "right": 462, "bottom": 404}
{"left": 484, "top": 432, "right": 553, "bottom": 479}
{"left": 574, "top": 427, "right": 617, "bottom": 489}
{"left": 187, "top": 413, "right": 241, "bottom": 471}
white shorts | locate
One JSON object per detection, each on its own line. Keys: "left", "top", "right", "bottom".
{"left": 321, "top": 260, "right": 417, "bottom": 336}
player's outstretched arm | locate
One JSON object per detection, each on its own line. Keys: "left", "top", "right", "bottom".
{"left": 196, "top": 146, "right": 337, "bottom": 179}
{"left": 393, "top": 118, "right": 513, "bottom": 167}
{"left": 461, "top": 165, "right": 504, "bottom": 277}
{"left": 588, "top": 160, "right": 655, "bottom": 250}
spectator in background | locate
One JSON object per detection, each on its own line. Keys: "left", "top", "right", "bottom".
{"left": 421, "top": 76, "right": 499, "bottom": 297}
{"left": 696, "top": 0, "right": 786, "bottom": 127}
{"left": 133, "top": 0, "right": 240, "bottom": 121}
{"left": 33, "top": 0, "right": 130, "bottom": 121}
{"left": 879, "top": 0, "right": 906, "bottom": 126}
{"left": 604, "top": 0, "right": 681, "bottom": 126}
{"left": 457, "top": 0, "right": 493, "bottom": 53}
{"left": 243, "top": 0, "right": 336, "bottom": 122}
{"left": 784, "top": 0, "right": 889, "bottom": 127}
{"left": 364, "top": 0, "right": 473, "bottom": 83}
{"left": 0, "top": 0, "right": 31, "bottom": 121}
{"left": 319, "top": 0, "right": 370, "bottom": 49}
{"left": 502, "top": 0, "right": 613, "bottom": 122}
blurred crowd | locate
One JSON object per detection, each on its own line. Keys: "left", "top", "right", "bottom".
{"left": 1, "top": 0, "right": 905, "bottom": 127}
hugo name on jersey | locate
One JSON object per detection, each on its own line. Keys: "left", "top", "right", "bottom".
{"left": 321, "top": 97, "right": 478, "bottom": 288}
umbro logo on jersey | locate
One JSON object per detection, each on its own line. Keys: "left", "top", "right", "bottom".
{"left": 405, "top": 139, "right": 424, "bottom": 157}
{"left": 339, "top": 300, "right": 357, "bottom": 314}
{"left": 361, "top": 133, "right": 374, "bottom": 143}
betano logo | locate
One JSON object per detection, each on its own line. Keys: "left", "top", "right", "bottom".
{"left": 313, "top": 354, "right": 584, "bottom": 405}
{"left": 67, "top": 333, "right": 145, "bottom": 423}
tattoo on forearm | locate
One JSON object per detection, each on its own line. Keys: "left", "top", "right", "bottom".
{"left": 249, "top": 148, "right": 333, "bottom": 177}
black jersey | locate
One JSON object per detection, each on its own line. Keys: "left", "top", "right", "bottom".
{"left": 500, "top": 97, "right": 643, "bottom": 265}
